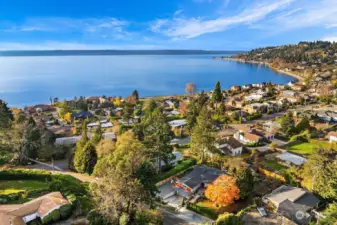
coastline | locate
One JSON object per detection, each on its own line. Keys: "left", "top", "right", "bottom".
{"left": 215, "top": 57, "right": 304, "bottom": 82}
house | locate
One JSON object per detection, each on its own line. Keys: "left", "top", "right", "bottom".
{"left": 244, "top": 103, "right": 267, "bottom": 114}
{"left": 87, "top": 96, "right": 100, "bottom": 103}
{"left": 317, "top": 110, "right": 337, "bottom": 122}
{"left": 263, "top": 185, "right": 320, "bottom": 225}
{"left": 234, "top": 130, "right": 263, "bottom": 145}
{"left": 168, "top": 119, "right": 187, "bottom": 128}
{"left": 87, "top": 120, "right": 113, "bottom": 129}
{"left": 164, "top": 99, "right": 179, "bottom": 109}
{"left": 55, "top": 132, "right": 116, "bottom": 145}
{"left": 291, "top": 84, "right": 304, "bottom": 91}
{"left": 160, "top": 151, "right": 183, "bottom": 168}
{"left": 263, "top": 121, "right": 281, "bottom": 133}
{"left": 0, "top": 192, "right": 69, "bottom": 225}
{"left": 33, "top": 104, "right": 53, "bottom": 112}
{"left": 231, "top": 85, "right": 241, "bottom": 92}
{"left": 242, "top": 84, "right": 253, "bottom": 90}
{"left": 276, "top": 152, "right": 308, "bottom": 167}
{"left": 244, "top": 93, "right": 264, "bottom": 102}
{"left": 173, "top": 165, "right": 223, "bottom": 198}
{"left": 327, "top": 132, "right": 337, "bottom": 143}
{"left": 71, "top": 111, "right": 94, "bottom": 120}
{"left": 216, "top": 137, "right": 244, "bottom": 156}
{"left": 170, "top": 136, "right": 190, "bottom": 146}
{"left": 282, "top": 90, "right": 297, "bottom": 97}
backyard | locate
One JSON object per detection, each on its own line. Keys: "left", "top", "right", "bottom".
{"left": 286, "top": 139, "right": 332, "bottom": 156}
{"left": 262, "top": 159, "right": 288, "bottom": 172}
{"left": 0, "top": 180, "right": 49, "bottom": 194}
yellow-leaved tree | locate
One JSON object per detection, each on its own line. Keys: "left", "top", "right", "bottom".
{"left": 205, "top": 175, "right": 240, "bottom": 206}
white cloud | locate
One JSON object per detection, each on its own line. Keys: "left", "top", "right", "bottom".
{"left": 2, "top": 17, "right": 131, "bottom": 39}
{"left": 150, "top": 0, "right": 294, "bottom": 40}
{"left": 0, "top": 41, "right": 164, "bottom": 51}
{"left": 322, "top": 35, "right": 337, "bottom": 42}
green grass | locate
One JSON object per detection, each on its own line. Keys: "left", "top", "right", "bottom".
{"left": 263, "top": 160, "right": 288, "bottom": 172}
{"left": 187, "top": 202, "right": 218, "bottom": 220}
{"left": 286, "top": 140, "right": 331, "bottom": 156}
{"left": 0, "top": 180, "right": 49, "bottom": 194}
{"left": 155, "top": 159, "right": 196, "bottom": 182}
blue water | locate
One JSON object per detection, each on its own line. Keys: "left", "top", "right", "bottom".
{"left": 0, "top": 55, "right": 295, "bottom": 107}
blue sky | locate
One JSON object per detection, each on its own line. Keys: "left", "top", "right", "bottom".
{"left": 0, "top": 0, "right": 336, "bottom": 50}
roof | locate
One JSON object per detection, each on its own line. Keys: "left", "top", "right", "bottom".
{"left": 277, "top": 200, "right": 311, "bottom": 225}
{"left": 168, "top": 119, "right": 187, "bottom": 128}
{"left": 241, "top": 131, "right": 262, "bottom": 142}
{"left": 224, "top": 137, "right": 243, "bottom": 149}
{"left": 0, "top": 192, "right": 69, "bottom": 225}
{"left": 178, "top": 165, "right": 223, "bottom": 190}
{"left": 71, "top": 111, "right": 93, "bottom": 119}
{"left": 328, "top": 132, "right": 337, "bottom": 137}
{"left": 277, "top": 152, "right": 307, "bottom": 166}
{"left": 264, "top": 185, "right": 319, "bottom": 210}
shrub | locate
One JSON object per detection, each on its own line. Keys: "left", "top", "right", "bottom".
{"left": 59, "top": 204, "right": 73, "bottom": 219}
{"left": 66, "top": 194, "right": 78, "bottom": 206}
{"left": 216, "top": 213, "right": 243, "bottom": 225}
{"left": 119, "top": 213, "right": 130, "bottom": 225}
{"left": 187, "top": 203, "right": 218, "bottom": 220}
{"left": 42, "top": 213, "right": 53, "bottom": 224}
{"left": 77, "top": 196, "right": 94, "bottom": 214}
{"left": 0, "top": 169, "right": 51, "bottom": 181}
{"left": 87, "top": 210, "right": 110, "bottom": 225}
{"left": 50, "top": 209, "right": 61, "bottom": 222}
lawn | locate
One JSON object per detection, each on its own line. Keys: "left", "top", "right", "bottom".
{"left": 155, "top": 158, "right": 196, "bottom": 182}
{"left": 0, "top": 180, "right": 49, "bottom": 194}
{"left": 286, "top": 140, "right": 332, "bottom": 156}
{"left": 263, "top": 160, "right": 288, "bottom": 172}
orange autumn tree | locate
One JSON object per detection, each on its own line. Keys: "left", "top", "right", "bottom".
{"left": 205, "top": 175, "right": 240, "bottom": 206}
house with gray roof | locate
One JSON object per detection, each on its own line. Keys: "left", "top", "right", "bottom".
{"left": 263, "top": 185, "right": 320, "bottom": 225}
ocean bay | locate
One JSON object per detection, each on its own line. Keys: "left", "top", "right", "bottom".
{"left": 0, "top": 54, "right": 295, "bottom": 106}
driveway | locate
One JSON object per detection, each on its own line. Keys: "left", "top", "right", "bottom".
{"left": 159, "top": 206, "right": 214, "bottom": 225}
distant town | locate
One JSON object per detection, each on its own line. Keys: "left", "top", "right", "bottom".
{"left": 0, "top": 41, "right": 337, "bottom": 225}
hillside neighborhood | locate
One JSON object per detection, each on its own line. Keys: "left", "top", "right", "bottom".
{"left": 1, "top": 42, "right": 337, "bottom": 225}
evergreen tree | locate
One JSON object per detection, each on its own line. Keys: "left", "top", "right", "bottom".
{"left": 0, "top": 100, "right": 14, "bottom": 128}
{"left": 280, "top": 113, "right": 295, "bottom": 137}
{"left": 190, "top": 107, "right": 216, "bottom": 162}
{"left": 143, "top": 107, "right": 173, "bottom": 171}
{"left": 235, "top": 168, "right": 254, "bottom": 199}
{"left": 92, "top": 122, "right": 103, "bottom": 145}
{"left": 212, "top": 81, "right": 223, "bottom": 103}
{"left": 74, "top": 142, "right": 97, "bottom": 174}
{"left": 132, "top": 90, "right": 139, "bottom": 102}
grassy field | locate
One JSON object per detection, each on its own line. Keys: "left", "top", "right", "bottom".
{"left": 263, "top": 160, "right": 288, "bottom": 172}
{"left": 0, "top": 180, "right": 49, "bottom": 194}
{"left": 286, "top": 140, "right": 332, "bottom": 156}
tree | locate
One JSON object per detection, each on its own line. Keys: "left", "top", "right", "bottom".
{"left": 63, "top": 112, "right": 72, "bottom": 123}
{"left": 190, "top": 107, "right": 216, "bottom": 162}
{"left": 187, "top": 91, "right": 208, "bottom": 130}
{"left": 185, "top": 83, "right": 197, "bottom": 95}
{"left": 143, "top": 99, "right": 157, "bottom": 115}
{"left": 319, "top": 202, "right": 337, "bottom": 225}
{"left": 216, "top": 213, "right": 243, "bottom": 225}
{"left": 96, "top": 138, "right": 116, "bottom": 159}
{"left": 74, "top": 142, "right": 97, "bottom": 174}
{"left": 179, "top": 102, "right": 188, "bottom": 116}
{"left": 58, "top": 100, "right": 71, "bottom": 118}
{"left": 143, "top": 108, "right": 173, "bottom": 171}
{"left": 125, "top": 95, "right": 137, "bottom": 106}
{"left": 212, "top": 81, "right": 223, "bottom": 103}
{"left": 235, "top": 168, "right": 254, "bottom": 199}
{"left": 132, "top": 90, "right": 139, "bottom": 102}
{"left": 114, "top": 97, "right": 122, "bottom": 106}
{"left": 280, "top": 113, "right": 295, "bottom": 136}
{"left": 122, "top": 103, "right": 134, "bottom": 125}
{"left": 78, "top": 120, "right": 89, "bottom": 148}
{"left": 91, "top": 131, "right": 157, "bottom": 223}
{"left": 205, "top": 175, "right": 240, "bottom": 206}
{"left": 92, "top": 122, "right": 103, "bottom": 145}
{"left": 301, "top": 153, "right": 337, "bottom": 200}
{"left": 0, "top": 100, "right": 14, "bottom": 128}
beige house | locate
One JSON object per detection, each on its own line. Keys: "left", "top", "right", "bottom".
{"left": 0, "top": 192, "right": 69, "bottom": 225}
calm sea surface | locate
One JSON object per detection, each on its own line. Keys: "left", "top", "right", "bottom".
{"left": 0, "top": 55, "right": 295, "bottom": 107}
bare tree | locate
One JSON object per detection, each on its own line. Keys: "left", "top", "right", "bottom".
{"left": 185, "top": 83, "right": 197, "bottom": 95}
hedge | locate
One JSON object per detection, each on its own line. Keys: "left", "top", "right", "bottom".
{"left": 187, "top": 202, "right": 218, "bottom": 220}
{"left": 155, "top": 159, "right": 196, "bottom": 182}
{"left": 0, "top": 169, "right": 51, "bottom": 181}
{"left": 59, "top": 204, "right": 73, "bottom": 219}
{"left": 0, "top": 188, "right": 49, "bottom": 204}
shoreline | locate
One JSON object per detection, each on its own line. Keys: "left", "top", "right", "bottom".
{"left": 215, "top": 57, "right": 304, "bottom": 82}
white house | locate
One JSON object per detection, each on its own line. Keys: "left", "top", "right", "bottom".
{"left": 216, "top": 137, "right": 244, "bottom": 156}
{"left": 328, "top": 132, "right": 337, "bottom": 143}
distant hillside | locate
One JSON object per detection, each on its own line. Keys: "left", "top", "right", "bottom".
{"left": 230, "top": 41, "right": 337, "bottom": 85}
{"left": 0, "top": 50, "right": 244, "bottom": 56}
